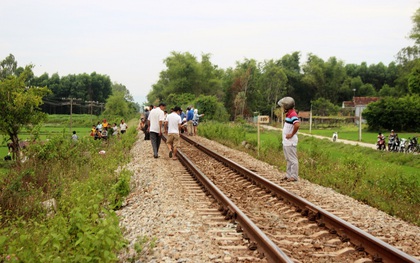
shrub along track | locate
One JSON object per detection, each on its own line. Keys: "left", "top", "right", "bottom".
{"left": 177, "top": 134, "right": 419, "bottom": 263}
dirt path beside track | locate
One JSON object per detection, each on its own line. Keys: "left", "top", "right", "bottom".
{"left": 261, "top": 125, "right": 377, "bottom": 149}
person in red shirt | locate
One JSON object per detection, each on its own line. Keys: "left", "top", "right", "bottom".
{"left": 278, "top": 97, "right": 300, "bottom": 182}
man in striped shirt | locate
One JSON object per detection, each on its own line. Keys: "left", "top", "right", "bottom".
{"left": 278, "top": 97, "right": 300, "bottom": 182}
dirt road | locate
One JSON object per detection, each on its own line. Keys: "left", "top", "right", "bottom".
{"left": 261, "top": 125, "right": 377, "bottom": 150}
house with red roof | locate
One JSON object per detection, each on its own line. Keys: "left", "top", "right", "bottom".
{"left": 342, "top": 97, "right": 380, "bottom": 123}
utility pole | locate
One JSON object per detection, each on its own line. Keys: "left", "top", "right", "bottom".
{"left": 309, "top": 104, "right": 313, "bottom": 134}
{"left": 359, "top": 109, "right": 362, "bottom": 142}
{"left": 86, "top": 100, "right": 97, "bottom": 123}
{"left": 62, "top": 97, "right": 82, "bottom": 132}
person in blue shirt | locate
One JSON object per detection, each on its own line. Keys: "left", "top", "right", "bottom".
{"left": 186, "top": 106, "right": 194, "bottom": 136}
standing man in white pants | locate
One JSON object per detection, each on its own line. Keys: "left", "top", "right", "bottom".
{"left": 278, "top": 97, "right": 300, "bottom": 182}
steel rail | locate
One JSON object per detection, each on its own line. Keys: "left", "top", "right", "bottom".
{"left": 175, "top": 146, "right": 294, "bottom": 263}
{"left": 181, "top": 135, "right": 419, "bottom": 263}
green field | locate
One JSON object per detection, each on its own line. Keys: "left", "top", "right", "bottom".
{"left": 0, "top": 114, "right": 117, "bottom": 159}
{"left": 299, "top": 124, "right": 420, "bottom": 144}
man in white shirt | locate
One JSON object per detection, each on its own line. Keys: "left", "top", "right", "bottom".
{"left": 278, "top": 97, "right": 300, "bottom": 182}
{"left": 120, "top": 119, "right": 128, "bottom": 134}
{"left": 165, "top": 106, "right": 182, "bottom": 160}
{"left": 147, "top": 102, "right": 166, "bottom": 158}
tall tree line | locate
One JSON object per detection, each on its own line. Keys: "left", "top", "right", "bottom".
{"left": 147, "top": 7, "right": 420, "bottom": 130}
{"left": 147, "top": 51, "right": 406, "bottom": 118}
{"left": 0, "top": 54, "right": 139, "bottom": 116}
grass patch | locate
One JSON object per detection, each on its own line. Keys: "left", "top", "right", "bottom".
{"left": 299, "top": 124, "right": 420, "bottom": 144}
{"left": 0, "top": 116, "right": 142, "bottom": 262}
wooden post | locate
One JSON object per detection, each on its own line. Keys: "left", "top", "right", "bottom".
{"left": 258, "top": 116, "right": 260, "bottom": 157}
{"left": 257, "top": 115, "right": 270, "bottom": 157}
{"left": 309, "top": 104, "right": 313, "bottom": 134}
{"left": 359, "top": 111, "right": 362, "bottom": 141}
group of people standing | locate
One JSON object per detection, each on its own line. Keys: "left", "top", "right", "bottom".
{"left": 138, "top": 104, "right": 204, "bottom": 159}
{"left": 137, "top": 97, "right": 300, "bottom": 183}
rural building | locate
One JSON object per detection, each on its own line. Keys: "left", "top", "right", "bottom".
{"left": 342, "top": 97, "right": 380, "bottom": 123}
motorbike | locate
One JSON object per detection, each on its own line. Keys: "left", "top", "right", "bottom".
{"left": 393, "top": 136, "right": 401, "bottom": 152}
{"left": 399, "top": 138, "right": 407, "bottom": 153}
{"left": 388, "top": 136, "right": 396, "bottom": 151}
{"left": 406, "top": 137, "right": 418, "bottom": 153}
{"left": 377, "top": 135, "right": 386, "bottom": 151}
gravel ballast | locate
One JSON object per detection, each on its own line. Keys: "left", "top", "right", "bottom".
{"left": 117, "top": 134, "right": 420, "bottom": 262}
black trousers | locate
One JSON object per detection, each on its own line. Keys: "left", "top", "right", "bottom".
{"left": 150, "top": 132, "right": 161, "bottom": 157}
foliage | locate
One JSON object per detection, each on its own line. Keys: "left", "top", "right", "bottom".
{"left": 193, "top": 95, "right": 229, "bottom": 122}
{"left": 0, "top": 65, "right": 51, "bottom": 159}
{"left": 147, "top": 49, "right": 407, "bottom": 123}
{"left": 363, "top": 95, "right": 420, "bottom": 131}
{"left": 407, "top": 60, "right": 420, "bottom": 94}
{"left": 147, "top": 52, "right": 224, "bottom": 104}
{"left": 0, "top": 122, "right": 138, "bottom": 261}
{"left": 199, "top": 122, "right": 420, "bottom": 226}
{"left": 0, "top": 54, "right": 19, "bottom": 80}
{"left": 199, "top": 121, "right": 246, "bottom": 146}
{"left": 103, "top": 91, "right": 130, "bottom": 119}
{"left": 34, "top": 77, "right": 139, "bottom": 119}
{"left": 33, "top": 72, "right": 112, "bottom": 104}
{"left": 164, "top": 93, "right": 195, "bottom": 110}
{"left": 147, "top": 6, "right": 420, "bottom": 120}
{"left": 311, "top": 98, "right": 340, "bottom": 116}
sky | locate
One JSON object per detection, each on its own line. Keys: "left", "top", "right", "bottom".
{"left": 1, "top": 0, "right": 419, "bottom": 104}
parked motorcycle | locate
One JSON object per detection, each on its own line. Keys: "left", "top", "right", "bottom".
{"left": 377, "top": 133, "right": 386, "bottom": 151}
{"left": 399, "top": 138, "right": 407, "bottom": 153}
{"left": 388, "top": 135, "right": 397, "bottom": 152}
{"left": 406, "top": 137, "right": 418, "bottom": 153}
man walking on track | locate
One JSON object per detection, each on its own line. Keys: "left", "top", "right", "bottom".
{"left": 165, "top": 106, "right": 182, "bottom": 160}
{"left": 147, "top": 102, "right": 166, "bottom": 158}
{"left": 278, "top": 96, "right": 300, "bottom": 182}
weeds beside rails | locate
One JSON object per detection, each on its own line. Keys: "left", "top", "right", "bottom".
{"left": 199, "top": 121, "right": 420, "bottom": 226}
{"left": 0, "top": 127, "right": 137, "bottom": 262}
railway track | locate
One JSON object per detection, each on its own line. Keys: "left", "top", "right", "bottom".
{"left": 167, "top": 134, "right": 419, "bottom": 263}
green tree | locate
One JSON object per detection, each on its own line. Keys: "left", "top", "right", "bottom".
{"left": 280, "top": 52, "right": 304, "bottom": 108}
{"left": 165, "top": 93, "right": 195, "bottom": 110}
{"left": 193, "top": 95, "right": 229, "bottom": 122}
{"left": 301, "top": 54, "right": 326, "bottom": 101}
{"left": 395, "top": 7, "right": 420, "bottom": 95}
{"left": 378, "top": 84, "right": 399, "bottom": 97}
{"left": 323, "top": 57, "right": 347, "bottom": 103}
{"left": 198, "top": 53, "right": 224, "bottom": 99}
{"left": 148, "top": 52, "right": 225, "bottom": 104}
{"left": 229, "top": 59, "right": 258, "bottom": 118}
{"left": 311, "top": 98, "right": 340, "bottom": 116}
{"left": 259, "top": 59, "right": 288, "bottom": 117}
{"left": 103, "top": 82, "right": 139, "bottom": 119}
{"left": 407, "top": 60, "right": 420, "bottom": 94}
{"left": 0, "top": 66, "right": 51, "bottom": 159}
{"left": 161, "top": 51, "right": 200, "bottom": 96}
{"left": 103, "top": 92, "right": 130, "bottom": 118}
{"left": 0, "top": 54, "right": 18, "bottom": 80}
{"left": 409, "top": 7, "right": 420, "bottom": 45}
{"left": 359, "top": 83, "right": 377, "bottom": 96}
{"left": 363, "top": 95, "right": 420, "bottom": 131}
